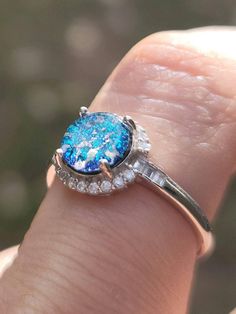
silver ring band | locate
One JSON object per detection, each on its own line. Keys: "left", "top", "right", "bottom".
{"left": 132, "top": 157, "right": 211, "bottom": 231}
{"left": 130, "top": 157, "right": 213, "bottom": 256}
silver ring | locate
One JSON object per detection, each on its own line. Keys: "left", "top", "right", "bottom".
{"left": 50, "top": 107, "right": 213, "bottom": 257}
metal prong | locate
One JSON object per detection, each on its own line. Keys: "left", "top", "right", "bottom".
{"left": 80, "top": 106, "right": 89, "bottom": 117}
{"left": 56, "top": 148, "right": 63, "bottom": 157}
{"left": 100, "top": 159, "right": 113, "bottom": 179}
{"left": 123, "top": 115, "right": 136, "bottom": 130}
{"left": 54, "top": 148, "right": 63, "bottom": 166}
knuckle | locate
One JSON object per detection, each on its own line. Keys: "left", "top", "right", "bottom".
{"left": 112, "top": 30, "right": 236, "bottom": 137}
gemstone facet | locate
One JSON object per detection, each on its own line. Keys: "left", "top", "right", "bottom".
{"left": 60, "top": 112, "right": 132, "bottom": 174}
{"left": 77, "top": 180, "right": 87, "bottom": 192}
{"left": 88, "top": 182, "right": 99, "bottom": 194}
{"left": 68, "top": 177, "right": 77, "bottom": 189}
{"left": 113, "top": 176, "right": 125, "bottom": 189}
{"left": 123, "top": 169, "right": 135, "bottom": 182}
{"left": 100, "top": 180, "right": 112, "bottom": 193}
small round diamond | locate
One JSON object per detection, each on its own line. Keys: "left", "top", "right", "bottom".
{"left": 59, "top": 170, "right": 69, "bottom": 181}
{"left": 113, "top": 176, "right": 125, "bottom": 189}
{"left": 68, "top": 177, "right": 77, "bottom": 189}
{"left": 100, "top": 180, "right": 112, "bottom": 193}
{"left": 56, "top": 167, "right": 62, "bottom": 175}
{"left": 123, "top": 169, "right": 135, "bottom": 182}
{"left": 88, "top": 182, "right": 99, "bottom": 194}
{"left": 77, "top": 180, "right": 86, "bottom": 192}
{"left": 138, "top": 131, "right": 147, "bottom": 141}
{"left": 138, "top": 140, "right": 151, "bottom": 152}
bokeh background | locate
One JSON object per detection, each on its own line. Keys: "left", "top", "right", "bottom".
{"left": 0, "top": 1, "right": 235, "bottom": 313}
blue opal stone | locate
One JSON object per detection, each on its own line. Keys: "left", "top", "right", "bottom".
{"left": 60, "top": 112, "right": 132, "bottom": 174}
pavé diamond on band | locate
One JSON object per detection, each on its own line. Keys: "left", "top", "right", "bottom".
{"left": 50, "top": 106, "right": 213, "bottom": 257}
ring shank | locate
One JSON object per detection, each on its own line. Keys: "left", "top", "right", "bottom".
{"left": 132, "top": 157, "right": 214, "bottom": 257}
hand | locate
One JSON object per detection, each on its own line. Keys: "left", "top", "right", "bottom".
{"left": 0, "top": 26, "right": 236, "bottom": 314}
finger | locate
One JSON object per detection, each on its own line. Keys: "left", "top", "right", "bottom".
{"left": 92, "top": 27, "right": 236, "bottom": 220}
{"left": 1, "top": 27, "right": 236, "bottom": 314}
{"left": 0, "top": 246, "right": 18, "bottom": 278}
{"left": 46, "top": 164, "right": 55, "bottom": 188}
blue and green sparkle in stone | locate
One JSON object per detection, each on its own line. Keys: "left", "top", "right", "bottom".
{"left": 60, "top": 112, "right": 132, "bottom": 174}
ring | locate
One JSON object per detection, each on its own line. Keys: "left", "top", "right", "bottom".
{"left": 50, "top": 106, "right": 213, "bottom": 257}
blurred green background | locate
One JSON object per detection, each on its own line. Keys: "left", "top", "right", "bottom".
{"left": 0, "top": 1, "right": 235, "bottom": 313}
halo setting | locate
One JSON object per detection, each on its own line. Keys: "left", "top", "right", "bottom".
{"left": 52, "top": 107, "right": 150, "bottom": 195}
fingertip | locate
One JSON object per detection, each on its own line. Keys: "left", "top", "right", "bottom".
{"left": 142, "top": 26, "right": 236, "bottom": 61}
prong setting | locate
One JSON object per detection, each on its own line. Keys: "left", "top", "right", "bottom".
{"left": 100, "top": 159, "right": 113, "bottom": 179}
{"left": 123, "top": 116, "right": 136, "bottom": 130}
{"left": 79, "top": 106, "right": 89, "bottom": 117}
{"left": 56, "top": 148, "right": 63, "bottom": 157}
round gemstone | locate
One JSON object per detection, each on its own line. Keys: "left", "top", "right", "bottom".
{"left": 68, "top": 177, "right": 77, "bottom": 189}
{"left": 113, "top": 176, "right": 125, "bottom": 189}
{"left": 88, "top": 182, "right": 99, "bottom": 194}
{"left": 100, "top": 180, "right": 112, "bottom": 193}
{"left": 123, "top": 169, "right": 135, "bottom": 182}
{"left": 60, "top": 112, "right": 132, "bottom": 174}
{"left": 58, "top": 170, "right": 69, "bottom": 181}
{"left": 77, "top": 180, "right": 86, "bottom": 192}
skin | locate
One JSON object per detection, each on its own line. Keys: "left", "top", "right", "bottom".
{"left": 0, "top": 26, "right": 236, "bottom": 314}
